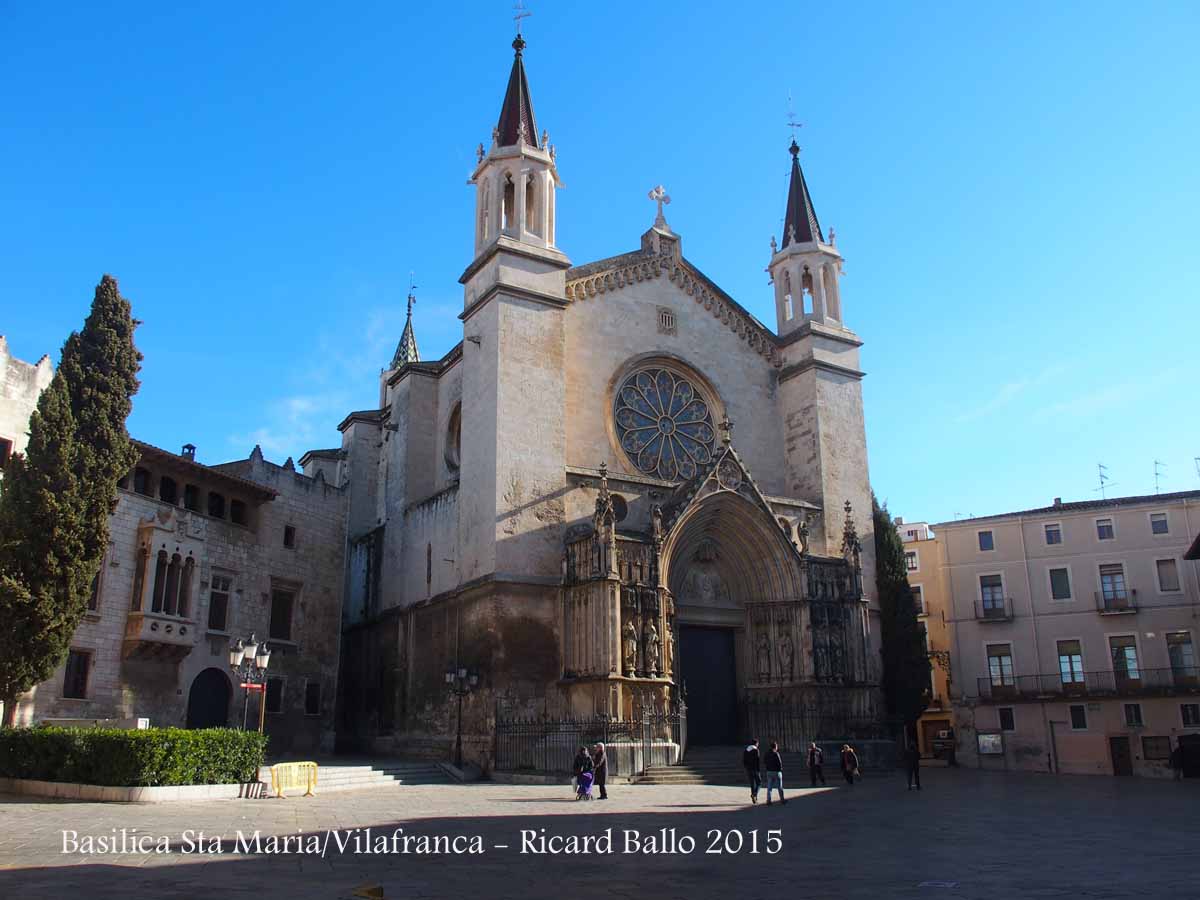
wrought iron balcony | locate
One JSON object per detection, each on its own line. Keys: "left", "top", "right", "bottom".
{"left": 974, "top": 596, "right": 1014, "bottom": 622}
{"left": 977, "top": 666, "right": 1199, "bottom": 701}
{"left": 1095, "top": 589, "right": 1138, "bottom": 614}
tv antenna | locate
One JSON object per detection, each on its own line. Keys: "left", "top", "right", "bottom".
{"left": 1093, "top": 463, "right": 1116, "bottom": 499}
{"left": 1154, "top": 459, "right": 1167, "bottom": 494}
{"left": 513, "top": 0, "right": 531, "bottom": 35}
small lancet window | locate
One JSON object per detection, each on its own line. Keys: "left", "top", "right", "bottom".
{"left": 525, "top": 176, "right": 539, "bottom": 237}
{"left": 502, "top": 173, "right": 516, "bottom": 232}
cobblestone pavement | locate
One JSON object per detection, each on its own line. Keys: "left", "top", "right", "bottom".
{"left": 0, "top": 768, "right": 1196, "bottom": 899}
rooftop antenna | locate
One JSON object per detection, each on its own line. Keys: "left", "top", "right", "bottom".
{"left": 1093, "top": 463, "right": 1116, "bottom": 500}
{"left": 513, "top": 0, "right": 531, "bottom": 35}
{"left": 1154, "top": 459, "right": 1167, "bottom": 494}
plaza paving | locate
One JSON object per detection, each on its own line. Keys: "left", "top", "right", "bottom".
{"left": 0, "top": 767, "right": 1196, "bottom": 899}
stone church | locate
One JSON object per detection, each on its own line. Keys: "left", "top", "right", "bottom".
{"left": 322, "top": 31, "right": 881, "bottom": 764}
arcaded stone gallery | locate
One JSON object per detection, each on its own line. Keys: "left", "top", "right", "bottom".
{"left": 328, "top": 32, "right": 881, "bottom": 768}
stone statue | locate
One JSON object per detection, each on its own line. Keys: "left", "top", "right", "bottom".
{"left": 797, "top": 515, "right": 810, "bottom": 556}
{"left": 770, "top": 235, "right": 777, "bottom": 254}
{"left": 651, "top": 504, "right": 664, "bottom": 545}
{"left": 476, "top": 142, "right": 485, "bottom": 163}
{"left": 756, "top": 631, "right": 771, "bottom": 682}
{"left": 540, "top": 129, "right": 549, "bottom": 148}
{"left": 779, "top": 632, "right": 794, "bottom": 681}
{"left": 664, "top": 623, "right": 674, "bottom": 677}
{"left": 643, "top": 621, "right": 660, "bottom": 677}
{"left": 622, "top": 620, "right": 638, "bottom": 675}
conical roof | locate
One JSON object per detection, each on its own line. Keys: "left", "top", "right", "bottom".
{"left": 495, "top": 35, "right": 539, "bottom": 148}
{"left": 780, "top": 139, "right": 824, "bottom": 247}
{"left": 391, "top": 295, "right": 419, "bottom": 368}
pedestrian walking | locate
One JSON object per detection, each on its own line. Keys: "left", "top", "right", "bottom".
{"left": 1170, "top": 742, "right": 1184, "bottom": 781}
{"left": 840, "top": 744, "right": 860, "bottom": 785}
{"left": 743, "top": 739, "right": 762, "bottom": 804}
{"left": 593, "top": 742, "right": 608, "bottom": 800}
{"left": 765, "top": 741, "right": 787, "bottom": 805}
{"left": 807, "top": 742, "right": 826, "bottom": 787}
{"left": 573, "top": 746, "right": 595, "bottom": 800}
{"left": 905, "top": 742, "right": 921, "bottom": 791}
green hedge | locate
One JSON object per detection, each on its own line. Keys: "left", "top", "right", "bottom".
{"left": 0, "top": 726, "right": 268, "bottom": 786}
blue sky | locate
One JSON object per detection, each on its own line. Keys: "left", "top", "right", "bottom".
{"left": 3, "top": 2, "right": 1197, "bottom": 524}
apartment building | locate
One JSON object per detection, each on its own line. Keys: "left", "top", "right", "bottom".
{"left": 898, "top": 520, "right": 956, "bottom": 756}
{"left": 933, "top": 491, "right": 1200, "bottom": 777}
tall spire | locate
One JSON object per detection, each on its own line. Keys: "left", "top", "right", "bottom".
{"left": 780, "top": 139, "right": 824, "bottom": 247}
{"left": 495, "top": 33, "right": 539, "bottom": 148}
{"left": 391, "top": 283, "right": 420, "bottom": 368}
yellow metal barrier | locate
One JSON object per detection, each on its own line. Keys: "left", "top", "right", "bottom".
{"left": 270, "top": 761, "right": 318, "bottom": 798}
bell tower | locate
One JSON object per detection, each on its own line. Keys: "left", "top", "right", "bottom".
{"left": 768, "top": 139, "right": 845, "bottom": 336}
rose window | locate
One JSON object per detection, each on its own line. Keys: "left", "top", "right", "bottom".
{"left": 614, "top": 367, "right": 716, "bottom": 480}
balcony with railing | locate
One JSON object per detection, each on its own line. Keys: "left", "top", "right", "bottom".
{"left": 974, "top": 596, "right": 1014, "bottom": 623}
{"left": 1095, "top": 588, "right": 1138, "bottom": 615}
{"left": 977, "top": 666, "right": 1199, "bottom": 701}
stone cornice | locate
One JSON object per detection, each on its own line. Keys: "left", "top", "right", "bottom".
{"left": 777, "top": 318, "right": 863, "bottom": 349}
{"left": 459, "top": 282, "right": 568, "bottom": 324}
{"left": 458, "top": 235, "right": 572, "bottom": 285}
{"left": 777, "top": 357, "right": 866, "bottom": 384}
{"left": 385, "top": 342, "right": 463, "bottom": 387}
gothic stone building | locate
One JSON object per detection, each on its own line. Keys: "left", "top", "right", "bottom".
{"left": 331, "top": 33, "right": 881, "bottom": 766}
{"left": 6, "top": 441, "right": 347, "bottom": 755}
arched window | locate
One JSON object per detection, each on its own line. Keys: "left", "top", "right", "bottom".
{"left": 159, "top": 476, "right": 178, "bottom": 504}
{"left": 133, "top": 467, "right": 151, "bottom": 496}
{"left": 426, "top": 543, "right": 433, "bottom": 588}
{"left": 502, "top": 173, "right": 515, "bottom": 232}
{"left": 445, "top": 403, "right": 462, "bottom": 473}
{"left": 479, "top": 183, "right": 491, "bottom": 243}
{"left": 164, "top": 553, "right": 182, "bottom": 615}
{"left": 151, "top": 549, "right": 168, "bottom": 613}
{"left": 131, "top": 547, "right": 148, "bottom": 611}
{"left": 183, "top": 484, "right": 199, "bottom": 511}
{"left": 177, "top": 557, "right": 194, "bottom": 618}
{"left": 230, "top": 499, "right": 247, "bottom": 526}
{"left": 525, "top": 175, "right": 539, "bottom": 237}
{"left": 207, "top": 492, "right": 225, "bottom": 519}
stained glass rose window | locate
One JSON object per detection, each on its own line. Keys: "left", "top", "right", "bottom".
{"left": 614, "top": 367, "right": 716, "bottom": 480}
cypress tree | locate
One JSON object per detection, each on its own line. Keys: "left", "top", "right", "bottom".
{"left": 873, "top": 494, "right": 931, "bottom": 737}
{"left": 0, "top": 275, "right": 140, "bottom": 725}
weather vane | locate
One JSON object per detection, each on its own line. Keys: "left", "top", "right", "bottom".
{"left": 407, "top": 271, "right": 417, "bottom": 318}
{"left": 513, "top": 0, "right": 531, "bottom": 35}
{"left": 786, "top": 90, "right": 803, "bottom": 143}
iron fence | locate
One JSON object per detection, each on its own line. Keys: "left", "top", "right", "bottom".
{"left": 740, "top": 698, "right": 888, "bottom": 753}
{"left": 977, "top": 666, "right": 1200, "bottom": 701}
{"left": 494, "top": 702, "right": 686, "bottom": 775}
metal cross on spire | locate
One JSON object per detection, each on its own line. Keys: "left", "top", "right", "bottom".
{"left": 648, "top": 184, "right": 671, "bottom": 229}
{"left": 513, "top": 0, "right": 531, "bottom": 35}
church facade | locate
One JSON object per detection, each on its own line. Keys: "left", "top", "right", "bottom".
{"left": 323, "top": 32, "right": 881, "bottom": 767}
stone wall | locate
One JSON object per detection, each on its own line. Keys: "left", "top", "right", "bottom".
{"left": 0, "top": 336, "right": 53, "bottom": 461}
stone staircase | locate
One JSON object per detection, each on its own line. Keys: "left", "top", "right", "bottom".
{"left": 636, "top": 746, "right": 749, "bottom": 786}
{"left": 257, "top": 759, "right": 454, "bottom": 794}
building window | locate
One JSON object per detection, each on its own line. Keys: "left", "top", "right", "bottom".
{"left": 613, "top": 366, "right": 716, "bottom": 481}
{"left": 905, "top": 551, "right": 919, "bottom": 572}
{"left": 445, "top": 403, "right": 462, "bottom": 473}
{"left": 230, "top": 499, "right": 247, "bottom": 526}
{"left": 1069, "top": 704, "right": 1088, "bottom": 730}
{"left": 151, "top": 550, "right": 169, "bottom": 612}
{"left": 1124, "top": 703, "right": 1144, "bottom": 727}
{"left": 978, "top": 530, "right": 995, "bottom": 552}
{"left": 1057, "top": 640, "right": 1085, "bottom": 685}
{"left": 283, "top": 525, "right": 296, "bottom": 549}
{"left": 1096, "top": 518, "right": 1114, "bottom": 540}
{"left": 265, "top": 676, "right": 285, "bottom": 714}
{"left": 911, "top": 584, "right": 925, "bottom": 615}
{"left": 1156, "top": 559, "right": 1181, "bottom": 593}
{"left": 133, "top": 467, "right": 151, "bottom": 496}
{"left": 0, "top": 436, "right": 12, "bottom": 468}
{"left": 656, "top": 307, "right": 677, "bottom": 335}
{"left": 1109, "top": 635, "right": 1140, "bottom": 682}
{"left": 208, "top": 573, "right": 232, "bottom": 632}
{"left": 159, "top": 476, "right": 178, "bottom": 504}
{"left": 979, "top": 574, "right": 1006, "bottom": 618}
{"left": 1167, "top": 632, "right": 1196, "bottom": 685}
{"left": 998, "top": 707, "right": 1015, "bottom": 731}
{"left": 63, "top": 650, "right": 90, "bottom": 699}
{"left": 183, "top": 484, "right": 199, "bottom": 511}
{"left": 1099, "top": 563, "right": 1128, "bottom": 604}
{"left": 1044, "top": 523, "right": 1062, "bottom": 545}
{"left": 1182, "top": 704, "right": 1200, "bottom": 727}
{"left": 1049, "top": 567, "right": 1072, "bottom": 601}
{"left": 178, "top": 557, "right": 194, "bottom": 617}
{"left": 1149, "top": 512, "right": 1169, "bottom": 535}
{"left": 87, "top": 569, "right": 101, "bottom": 612}
{"left": 207, "top": 492, "right": 225, "bottom": 519}
{"left": 1143, "top": 736, "right": 1171, "bottom": 760}
{"left": 304, "top": 680, "right": 322, "bottom": 717}
{"left": 987, "top": 643, "right": 1014, "bottom": 687}
{"left": 131, "top": 546, "right": 147, "bottom": 611}
{"left": 426, "top": 543, "right": 432, "bottom": 587}
{"left": 270, "top": 589, "right": 294, "bottom": 642}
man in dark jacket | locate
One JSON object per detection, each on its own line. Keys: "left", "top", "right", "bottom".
{"left": 807, "top": 742, "right": 826, "bottom": 786}
{"left": 765, "top": 741, "right": 787, "bottom": 805}
{"left": 743, "top": 739, "right": 762, "bottom": 804}
{"left": 906, "top": 742, "right": 921, "bottom": 791}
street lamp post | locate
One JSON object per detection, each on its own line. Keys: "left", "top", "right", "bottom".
{"left": 229, "top": 633, "right": 272, "bottom": 732}
{"left": 445, "top": 667, "right": 478, "bottom": 768}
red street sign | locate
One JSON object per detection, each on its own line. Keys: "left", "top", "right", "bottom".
{"left": 241, "top": 683, "right": 266, "bottom": 691}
